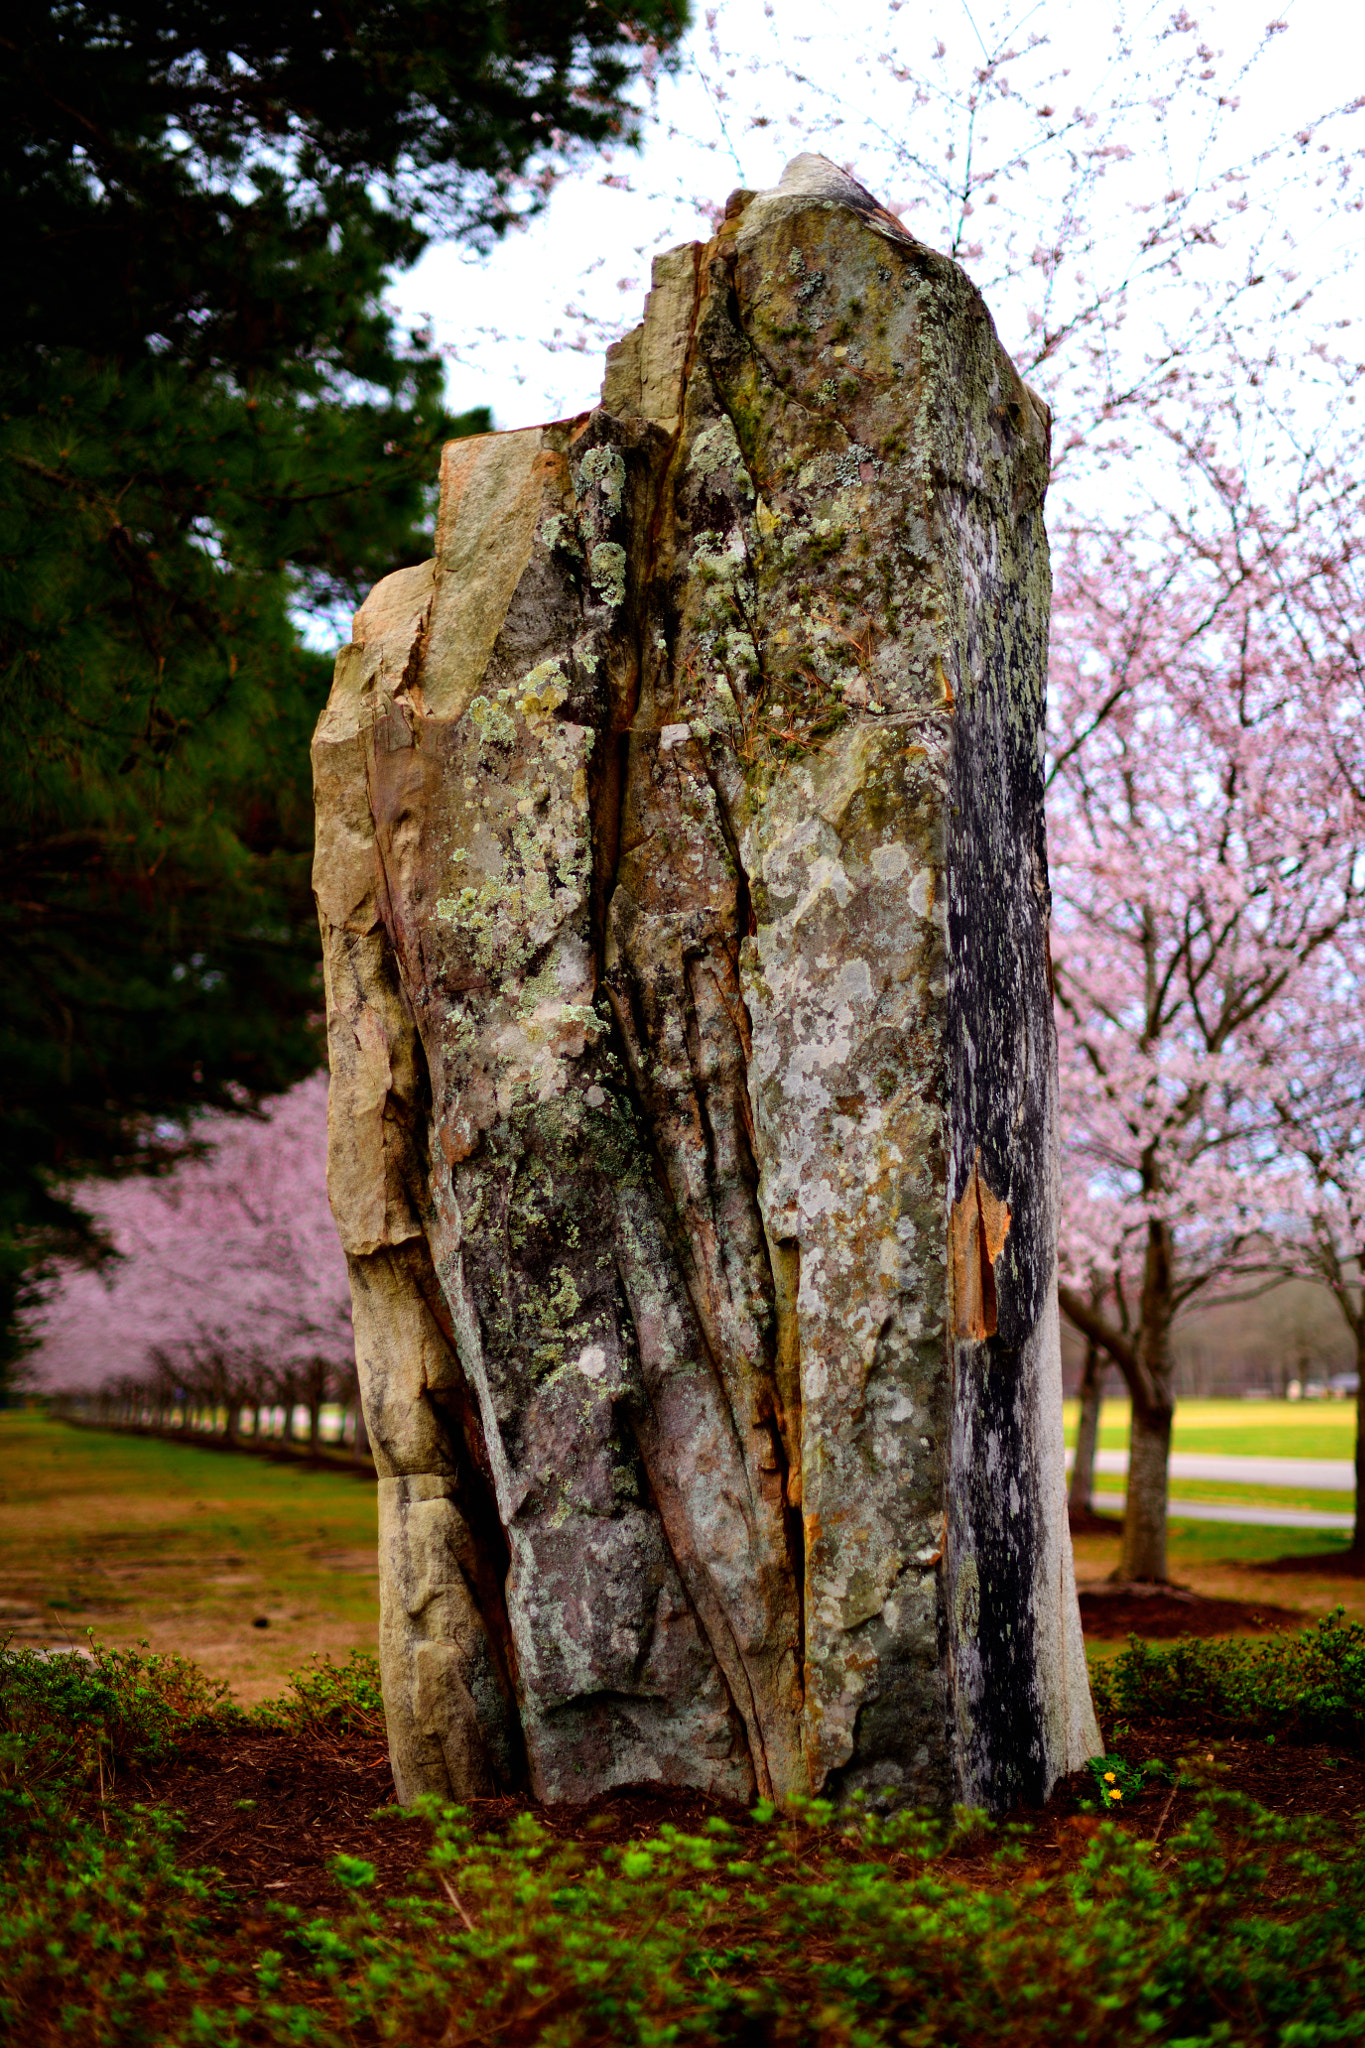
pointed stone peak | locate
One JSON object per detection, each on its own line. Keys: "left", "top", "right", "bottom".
{"left": 739, "top": 151, "right": 915, "bottom": 250}
{"left": 772, "top": 152, "right": 884, "bottom": 209}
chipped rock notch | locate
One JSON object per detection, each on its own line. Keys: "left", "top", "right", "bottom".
{"left": 313, "top": 155, "right": 1099, "bottom": 1816}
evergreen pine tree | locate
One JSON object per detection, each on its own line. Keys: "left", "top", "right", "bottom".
{"left": 0, "top": 0, "right": 687, "bottom": 1374}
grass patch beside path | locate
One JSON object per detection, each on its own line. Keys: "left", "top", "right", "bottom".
{"left": 1142, "top": 1480, "right": 1355, "bottom": 1514}
{"left": 6, "top": 1414, "right": 1362, "bottom": 1714}
{"left": 1065, "top": 1397, "right": 1358, "bottom": 1461}
{"left": 0, "top": 1414, "right": 379, "bottom": 1704}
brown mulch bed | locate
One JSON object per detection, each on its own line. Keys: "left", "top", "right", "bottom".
{"left": 115, "top": 1703, "right": 1365, "bottom": 1917}
{"left": 74, "top": 1713, "right": 1364, "bottom": 2048}
{"left": 121, "top": 1724, "right": 765, "bottom": 1911}
{"left": 120, "top": 1724, "right": 422, "bottom": 1911}
{"left": 1078, "top": 1583, "right": 1302, "bottom": 1638}
{"left": 1107, "top": 1720, "right": 1365, "bottom": 1826}
{"left": 986, "top": 1729, "right": 1365, "bottom": 1903}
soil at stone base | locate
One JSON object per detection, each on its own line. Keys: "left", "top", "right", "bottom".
{"left": 88, "top": 1714, "right": 1364, "bottom": 2046}
{"left": 121, "top": 1711, "right": 1365, "bottom": 1919}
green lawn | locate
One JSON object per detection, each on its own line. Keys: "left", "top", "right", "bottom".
{"left": 1065, "top": 1397, "right": 1359, "bottom": 1462}
{"left": 1158, "top": 1518, "right": 1353, "bottom": 1564}
{"left": 0, "top": 1413, "right": 379, "bottom": 1703}
{"left": 4, "top": 1411, "right": 1363, "bottom": 1704}
{"left": 1141, "top": 1480, "right": 1354, "bottom": 1514}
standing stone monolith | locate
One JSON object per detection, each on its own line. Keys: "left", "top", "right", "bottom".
{"left": 314, "top": 155, "right": 1099, "bottom": 1815}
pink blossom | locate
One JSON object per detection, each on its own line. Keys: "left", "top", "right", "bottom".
{"left": 25, "top": 1075, "right": 350, "bottom": 1395}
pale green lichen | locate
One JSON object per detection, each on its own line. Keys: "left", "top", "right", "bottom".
{"left": 687, "top": 416, "right": 754, "bottom": 497}
{"left": 590, "top": 541, "right": 628, "bottom": 608}
{"left": 435, "top": 885, "right": 486, "bottom": 928}
{"left": 539, "top": 511, "right": 581, "bottom": 557}
{"left": 520, "top": 658, "right": 569, "bottom": 721}
{"left": 545, "top": 1266, "right": 582, "bottom": 1324}
{"left": 576, "top": 444, "right": 625, "bottom": 514}
{"left": 555, "top": 1002, "right": 602, "bottom": 1033}
{"left": 469, "top": 695, "right": 517, "bottom": 749}
{"left": 709, "top": 678, "right": 740, "bottom": 727}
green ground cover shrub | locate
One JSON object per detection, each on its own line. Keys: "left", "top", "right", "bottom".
{"left": 0, "top": 1638, "right": 241, "bottom": 2039}
{"left": 262, "top": 1650, "right": 387, "bottom": 1742}
{"left": 0, "top": 1636, "right": 235, "bottom": 1832}
{"left": 1092, "top": 1609, "right": 1365, "bottom": 1742}
{"left": 292, "top": 1792, "right": 1365, "bottom": 2045}
{"left": 3, "top": 1634, "right": 1365, "bottom": 2045}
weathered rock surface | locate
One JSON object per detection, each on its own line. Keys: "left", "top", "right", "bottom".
{"left": 314, "top": 155, "right": 1099, "bottom": 1814}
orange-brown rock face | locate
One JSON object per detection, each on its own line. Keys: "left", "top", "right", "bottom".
{"left": 314, "top": 157, "right": 1098, "bottom": 1815}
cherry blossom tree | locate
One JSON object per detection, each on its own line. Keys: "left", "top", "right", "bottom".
{"left": 1254, "top": 942, "right": 1365, "bottom": 1556}
{"left": 1047, "top": 409, "right": 1365, "bottom": 1580}
{"left": 23, "top": 1074, "right": 353, "bottom": 1418}
{"left": 462, "top": 2, "right": 1365, "bottom": 485}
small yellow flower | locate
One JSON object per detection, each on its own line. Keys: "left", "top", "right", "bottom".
{"left": 1108, "top": 1788, "right": 1123, "bottom": 1803}
{"left": 1103, "top": 1771, "right": 1116, "bottom": 1783}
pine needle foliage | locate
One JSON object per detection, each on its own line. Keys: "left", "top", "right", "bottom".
{"left": 0, "top": 0, "right": 687, "bottom": 1374}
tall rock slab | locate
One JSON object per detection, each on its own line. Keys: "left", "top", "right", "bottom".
{"left": 314, "top": 156, "right": 1099, "bottom": 1815}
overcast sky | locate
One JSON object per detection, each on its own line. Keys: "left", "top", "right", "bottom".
{"left": 387, "top": 0, "right": 1365, "bottom": 435}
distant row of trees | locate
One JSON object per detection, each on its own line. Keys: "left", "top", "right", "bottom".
{"left": 25, "top": 1074, "right": 361, "bottom": 1451}
{"left": 57, "top": 1330, "right": 368, "bottom": 1462}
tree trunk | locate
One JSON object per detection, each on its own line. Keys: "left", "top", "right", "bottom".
{"left": 1068, "top": 1341, "right": 1103, "bottom": 1516}
{"left": 1117, "top": 1218, "right": 1176, "bottom": 1583}
{"left": 308, "top": 1395, "right": 322, "bottom": 1460}
{"left": 1119, "top": 1396, "right": 1174, "bottom": 1581}
{"left": 1354, "top": 1318, "right": 1365, "bottom": 1556}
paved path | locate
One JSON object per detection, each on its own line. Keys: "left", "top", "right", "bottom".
{"left": 1090, "top": 1492, "right": 1354, "bottom": 1531}
{"left": 1070, "top": 1450, "right": 1356, "bottom": 1491}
